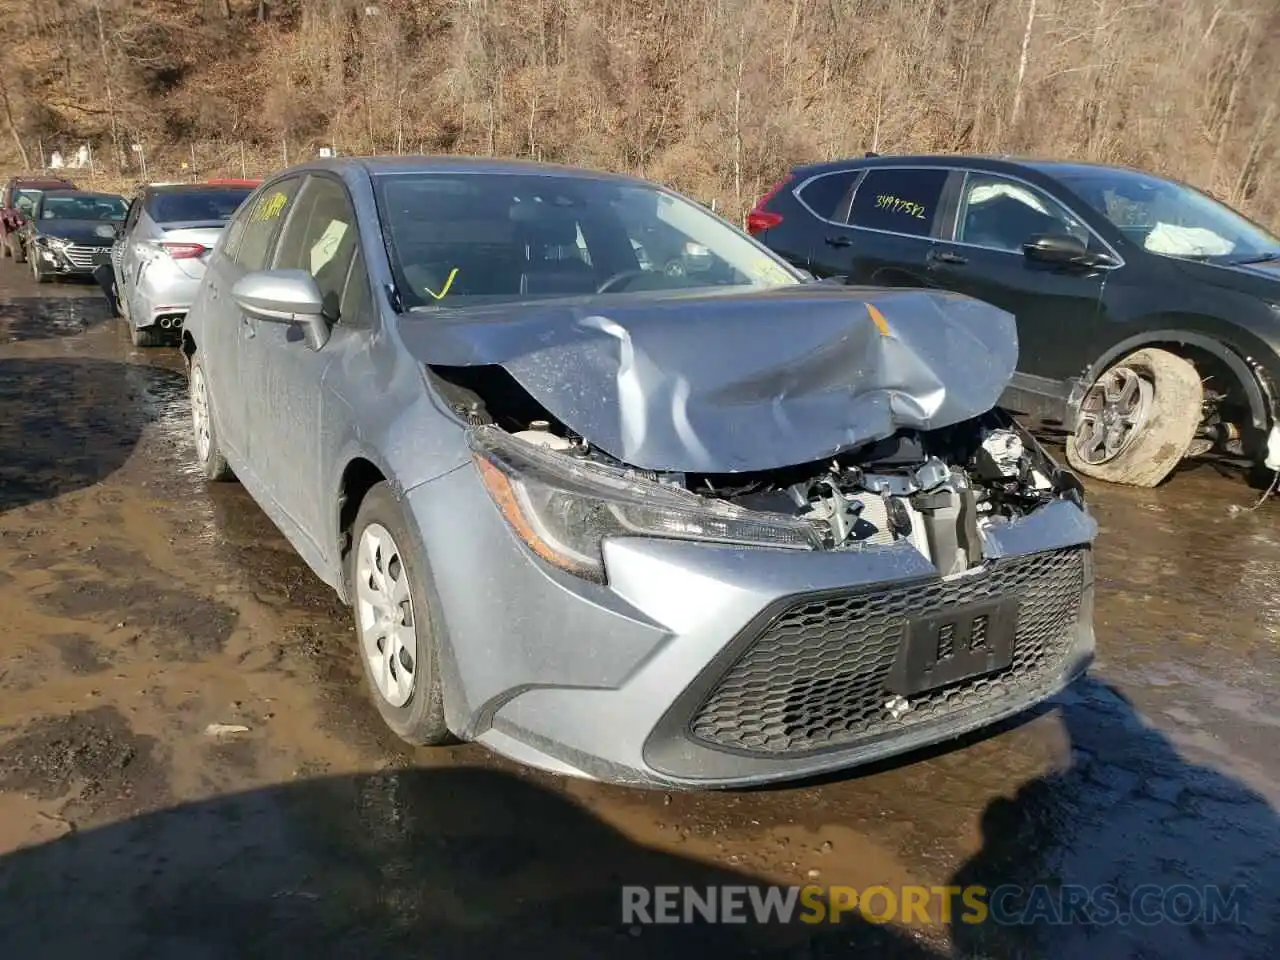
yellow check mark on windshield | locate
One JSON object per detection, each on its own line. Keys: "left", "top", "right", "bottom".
{"left": 423, "top": 268, "right": 459, "bottom": 301}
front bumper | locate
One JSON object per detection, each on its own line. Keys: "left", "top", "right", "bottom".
{"left": 408, "top": 466, "right": 1096, "bottom": 790}
{"left": 34, "top": 242, "right": 112, "bottom": 276}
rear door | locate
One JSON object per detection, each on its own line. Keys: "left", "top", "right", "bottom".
{"left": 814, "top": 166, "right": 955, "bottom": 288}
{"left": 200, "top": 176, "right": 303, "bottom": 472}
{"left": 926, "top": 170, "right": 1113, "bottom": 418}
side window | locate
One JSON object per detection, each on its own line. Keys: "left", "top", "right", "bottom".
{"left": 273, "top": 176, "right": 358, "bottom": 321}
{"left": 234, "top": 178, "right": 301, "bottom": 271}
{"left": 339, "top": 248, "right": 373, "bottom": 326}
{"left": 796, "top": 172, "right": 860, "bottom": 220}
{"left": 846, "top": 168, "right": 949, "bottom": 236}
{"left": 956, "top": 173, "right": 1093, "bottom": 253}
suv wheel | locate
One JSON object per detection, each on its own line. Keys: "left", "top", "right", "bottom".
{"left": 349, "top": 482, "right": 451, "bottom": 746}
{"left": 31, "top": 254, "right": 48, "bottom": 283}
{"left": 1066, "top": 347, "right": 1203, "bottom": 487}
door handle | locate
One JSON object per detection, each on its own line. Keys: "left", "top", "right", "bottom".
{"left": 825, "top": 235, "right": 853, "bottom": 248}
{"left": 928, "top": 250, "right": 968, "bottom": 265}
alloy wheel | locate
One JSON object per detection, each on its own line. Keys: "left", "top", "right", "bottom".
{"left": 1073, "top": 365, "right": 1154, "bottom": 465}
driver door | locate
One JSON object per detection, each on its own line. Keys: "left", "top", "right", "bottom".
{"left": 925, "top": 170, "right": 1113, "bottom": 419}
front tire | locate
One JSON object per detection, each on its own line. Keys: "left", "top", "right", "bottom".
{"left": 349, "top": 482, "right": 451, "bottom": 746}
{"left": 31, "top": 254, "right": 48, "bottom": 283}
{"left": 188, "top": 354, "right": 234, "bottom": 481}
{"left": 1066, "top": 347, "right": 1203, "bottom": 487}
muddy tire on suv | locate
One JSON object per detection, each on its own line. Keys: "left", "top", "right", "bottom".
{"left": 1065, "top": 348, "right": 1204, "bottom": 487}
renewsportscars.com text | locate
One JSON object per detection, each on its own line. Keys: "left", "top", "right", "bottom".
{"left": 622, "top": 884, "right": 1247, "bottom": 927}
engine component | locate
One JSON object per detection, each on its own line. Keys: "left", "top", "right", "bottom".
{"left": 975, "top": 428, "right": 1025, "bottom": 480}
{"left": 513, "top": 420, "right": 574, "bottom": 451}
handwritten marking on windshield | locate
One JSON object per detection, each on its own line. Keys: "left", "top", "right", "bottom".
{"left": 423, "top": 268, "right": 459, "bottom": 300}
{"left": 866, "top": 303, "right": 891, "bottom": 336}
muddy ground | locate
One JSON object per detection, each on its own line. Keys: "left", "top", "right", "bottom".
{"left": 0, "top": 264, "right": 1276, "bottom": 959}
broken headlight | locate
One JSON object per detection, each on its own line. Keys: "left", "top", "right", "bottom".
{"left": 468, "top": 426, "right": 821, "bottom": 582}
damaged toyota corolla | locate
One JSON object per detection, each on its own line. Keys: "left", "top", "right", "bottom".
{"left": 182, "top": 157, "right": 1098, "bottom": 789}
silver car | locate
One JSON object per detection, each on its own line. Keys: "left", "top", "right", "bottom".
{"left": 110, "top": 181, "right": 259, "bottom": 346}
{"left": 182, "top": 157, "right": 1098, "bottom": 789}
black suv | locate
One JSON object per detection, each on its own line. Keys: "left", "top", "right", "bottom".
{"left": 748, "top": 155, "right": 1280, "bottom": 487}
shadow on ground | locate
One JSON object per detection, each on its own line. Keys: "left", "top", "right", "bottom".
{"left": 0, "top": 293, "right": 112, "bottom": 343}
{"left": 951, "top": 678, "right": 1279, "bottom": 959}
{"left": 0, "top": 358, "right": 185, "bottom": 512}
{"left": 0, "top": 679, "right": 1274, "bottom": 958}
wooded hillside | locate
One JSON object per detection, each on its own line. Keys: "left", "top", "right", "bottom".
{"left": 2, "top": 0, "right": 1277, "bottom": 225}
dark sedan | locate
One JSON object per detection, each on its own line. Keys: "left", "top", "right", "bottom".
{"left": 748, "top": 155, "right": 1280, "bottom": 487}
{"left": 21, "top": 189, "right": 128, "bottom": 283}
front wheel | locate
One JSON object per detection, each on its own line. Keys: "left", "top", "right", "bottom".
{"left": 188, "top": 355, "right": 234, "bottom": 481}
{"left": 31, "top": 254, "right": 48, "bottom": 283}
{"left": 1066, "top": 347, "right": 1203, "bottom": 487}
{"left": 349, "top": 482, "right": 451, "bottom": 746}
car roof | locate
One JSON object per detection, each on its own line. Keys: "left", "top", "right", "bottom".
{"left": 39, "top": 189, "right": 121, "bottom": 201}
{"left": 10, "top": 178, "right": 76, "bottom": 189}
{"left": 793, "top": 153, "right": 1157, "bottom": 182}
{"left": 278, "top": 154, "right": 650, "bottom": 186}
{"left": 145, "top": 181, "right": 260, "bottom": 195}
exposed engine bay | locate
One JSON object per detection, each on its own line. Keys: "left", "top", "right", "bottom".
{"left": 431, "top": 364, "right": 1085, "bottom": 577}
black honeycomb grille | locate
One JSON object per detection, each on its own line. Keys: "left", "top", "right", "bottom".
{"left": 689, "top": 547, "right": 1086, "bottom": 755}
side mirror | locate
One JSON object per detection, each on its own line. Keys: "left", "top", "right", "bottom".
{"left": 1023, "top": 233, "right": 1117, "bottom": 268}
{"left": 231, "top": 269, "right": 331, "bottom": 351}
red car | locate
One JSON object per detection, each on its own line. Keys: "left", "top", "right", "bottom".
{"left": 1, "top": 175, "right": 79, "bottom": 261}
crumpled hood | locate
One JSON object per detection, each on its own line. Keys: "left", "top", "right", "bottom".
{"left": 401, "top": 285, "right": 1018, "bottom": 473}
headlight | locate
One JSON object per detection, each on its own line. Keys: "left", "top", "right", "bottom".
{"left": 468, "top": 426, "right": 822, "bottom": 582}
{"left": 36, "top": 236, "right": 70, "bottom": 251}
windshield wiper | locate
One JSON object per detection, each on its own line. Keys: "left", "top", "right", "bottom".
{"left": 1231, "top": 251, "right": 1280, "bottom": 265}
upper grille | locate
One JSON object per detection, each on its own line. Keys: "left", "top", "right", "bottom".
{"left": 63, "top": 244, "right": 109, "bottom": 268}
{"left": 689, "top": 547, "right": 1087, "bottom": 755}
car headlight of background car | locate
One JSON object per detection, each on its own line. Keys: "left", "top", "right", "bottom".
{"left": 468, "top": 425, "right": 822, "bottom": 582}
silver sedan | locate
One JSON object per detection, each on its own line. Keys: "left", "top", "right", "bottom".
{"left": 181, "top": 156, "right": 1098, "bottom": 789}
{"left": 110, "top": 181, "right": 259, "bottom": 346}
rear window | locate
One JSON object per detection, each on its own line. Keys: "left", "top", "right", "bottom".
{"left": 847, "top": 168, "right": 950, "bottom": 236}
{"left": 796, "top": 172, "right": 860, "bottom": 220}
{"left": 146, "top": 188, "right": 255, "bottom": 225}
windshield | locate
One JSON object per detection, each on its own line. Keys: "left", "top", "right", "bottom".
{"left": 39, "top": 194, "right": 128, "bottom": 222}
{"left": 1056, "top": 168, "right": 1280, "bottom": 262}
{"left": 148, "top": 187, "right": 254, "bottom": 224}
{"left": 373, "top": 172, "right": 800, "bottom": 309}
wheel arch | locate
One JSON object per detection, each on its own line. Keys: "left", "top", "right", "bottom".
{"left": 335, "top": 455, "right": 391, "bottom": 602}
{"left": 1074, "top": 328, "right": 1276, "bottom": 433}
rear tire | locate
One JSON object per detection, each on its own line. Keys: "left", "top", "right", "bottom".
{"left": 349, "top": 482, "right": 452, "bottom": 747}
{"left": 188, "top": 354, "right": 234, "bottom": 482}
{"left": 1066, "top": 348, "right": 1203, "bottom": 487}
